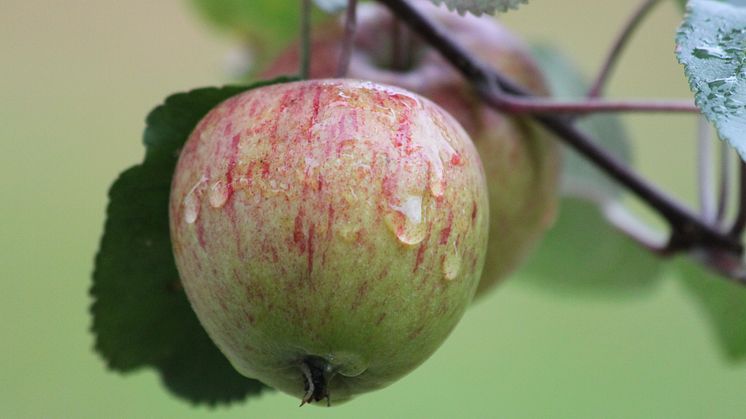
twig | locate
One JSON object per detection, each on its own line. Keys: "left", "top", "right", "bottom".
{"left": 485, "top": 96, "right": 698, "bottom": 115}
{"left": 730, "top": 161, "right": 746, "bottom": 238}
{"left": 588, "top": 0, "right": 661, "bottom": 98}
{"left": 698, "top": 115, "right": 716, "bottom": 223}
{"left": 300, "top": 0, "right": 312, "bottom": 79}
{"left": 336, "top": 0, "right": 358, "bottom": 77}
{"left": 717, "top": 141, "right": 732, "bottom": 224}
{"left": 375, "top": 0, "right": 744, "bottom": 275}
{"left": 390, "top": 16, "right": 410, "bottom": 70}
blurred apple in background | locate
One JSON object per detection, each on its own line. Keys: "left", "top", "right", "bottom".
{"left": 264, "top": 1, "right": 561, "bottom": 296}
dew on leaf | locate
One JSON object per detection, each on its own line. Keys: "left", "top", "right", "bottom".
{"left": 693, "top": 46, "right": 730, "bottom": 60}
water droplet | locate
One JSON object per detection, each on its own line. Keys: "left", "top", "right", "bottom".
{"left": 707, "top": 76, "right": 737, "bottom": 90}
{"left": 394, "top": 195, "right": 423, "bottom": 224}
{"left": 693, "top": 46, "right": 729, "bottom": 60}
{"left": 338, "top": 222, "right": 360, "bottom": 242}
{"left": 183, "top": 175, "right": 208, "bottom": 224}
{"left": 208, "top": 179, "right": 230, "bottom": 208}
{"left": 386, "top": 195, "right": 427, "bottom": 246}
{"left": 327, "top": 351, "right": 367, "bottom": 378}
{"left": 442, "top": 248, "right": 461, "bottom": 281}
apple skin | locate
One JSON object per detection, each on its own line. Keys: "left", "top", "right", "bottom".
{"left": 169, "top": 79, "right": 489, "bottom": 403}
{"left": 264, "top": 1, "right": 560, "bottom": 297}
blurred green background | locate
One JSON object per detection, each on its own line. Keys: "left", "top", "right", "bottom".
{"left": 3, "top": 1, "right": 746, "bottom": 417}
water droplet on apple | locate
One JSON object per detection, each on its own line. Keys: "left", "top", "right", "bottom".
{"left": 386, "top": 195, "right": 426, "bottom": 245}
{"left": 442, "top": 247, "right": 461, "bottom": 281}
{"left": 208, "top": 179, "right": 230, "bottom": 208}
{"left": 328, "top": 351, "right": 368, "bottom": 378}
{"left": 338, "top": 222, "right": 360, "bottom": 242}
{"left": 396, "top": 195, "right": 423, "bottom": 224}
{"left": 184, "top": 199, "right": 199, "bottom": 224}
{"left": 183, "top": 175, "right": 208, "bottom": 224}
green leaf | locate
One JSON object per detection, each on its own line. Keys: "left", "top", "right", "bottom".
{"left": 676, "top": 0, "right": 687, "bottom": 11}
{"left": 428, "top": 0, "right": 527, "bottom": 15}
{"left": 188, "top": 0, "right": 326, "bottom": 65}
{"left": 519, "top": 199, "right": 663, "bottom": 297}
{"left": 676, "top": 0, "right": 746, "bottom": 161}
{"left": 91, "top": 77, "right": 295, "bottom": 405}
{"left": 677, "top": 257, "right": 746, "bottom": 360}
{"left": 518, "top": 45, "right": 663, "bottom": 295}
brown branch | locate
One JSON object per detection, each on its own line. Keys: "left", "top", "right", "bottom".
{"left": 588, "top": 0, "right": 661, "bottom": 98}
{"left": 375, "top": 0, "right": 744, "bottom": 279}
{"left": 485, "top": 96, "right": 698, "bottom": 115}
{"left": 730, "top": 161, "right": 746, "bottom": 238}
{"left": 717, "top": 141, "right": 732, "bottom": 224}
{"left": 300, "top": 0, "right": 312, "bottom": 79}
{"left": 336, "top": 0, "right": 358, "bottom": 77}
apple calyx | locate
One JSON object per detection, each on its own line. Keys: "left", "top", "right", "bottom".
{"left": 300, "top": 356, "right": 333, "bottom": 406}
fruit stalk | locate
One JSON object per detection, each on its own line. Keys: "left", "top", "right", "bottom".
{"left": 587, "top": 0, "right": 661, "bottom": 98}
{"left": 336, "top": 0, "right": 358, "bottom": 77}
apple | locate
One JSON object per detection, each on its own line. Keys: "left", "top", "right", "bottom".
{"left": 169, "top": 79, "right": 489, "bottom": 404}
{"left": 264, "top": 1, "right": 560, "bottom": 296}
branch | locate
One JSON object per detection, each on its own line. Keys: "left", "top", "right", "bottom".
{"left": 336, "top": 0, "right": 358, "bottom": 77}
{"left": 717, "top": 141, "right": 732, "bottom": 224}
{"left": 486, "top": 96, "right": 698, "bottom": 115}
{"left": 698, "top": 115, "right": 716, "bottom": 223}
{"left": 588, "top": 0, "right": 661, "bottom": 98}
{"left": 731, "top": 161, "right": 746, "bottom": 238}
{"left": 300, "top": 0, "right": 312, "bottom": 79}
{"left": 375, "top": 0, "right": 744, "bottom": 276}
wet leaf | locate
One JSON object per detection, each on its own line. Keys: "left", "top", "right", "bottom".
{"left": 428, "top": 0, "right": 527, "bottom": 15}
{"left": 677, "top": 0, "right": 746, "bottom": 161}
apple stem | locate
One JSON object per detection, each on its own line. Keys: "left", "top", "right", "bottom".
{"left": 390, "top": 17, "right": 410, "bottom": 71}
{"left": 300, "top": 0, "right": 312, "bottom": 79}
{"left": 587, "top": 0, "right": 661, "bottom": 98}
{"left": 337, "top": 0, "right": 359, "bottom": 78}
{"left": 375, "top": 0, "right": 746, "bottom": 283}
{"left": 299, "top": 356, "right": 332, "bottom": 406}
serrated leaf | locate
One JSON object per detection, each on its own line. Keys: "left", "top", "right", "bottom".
{"left": 517, "top": 45, "right": 663, "bottom": 295}
{"left": 92, "top": 77, "right": 295, "bottom": 405}
{"left": 429, "top": 0, "right": 527, "bottom": 16}
{"left": 677, "top": 257, "right": 746, "bottom": 360}
{"left": 676, "top": 0, "right": 746, "bottom": 161}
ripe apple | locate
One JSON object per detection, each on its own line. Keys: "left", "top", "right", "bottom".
{"left": 169, "top": 79, "right": 489, "bottom": 404}
{"left": 264, "top": 1, "right": 560, "bottom": 296}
